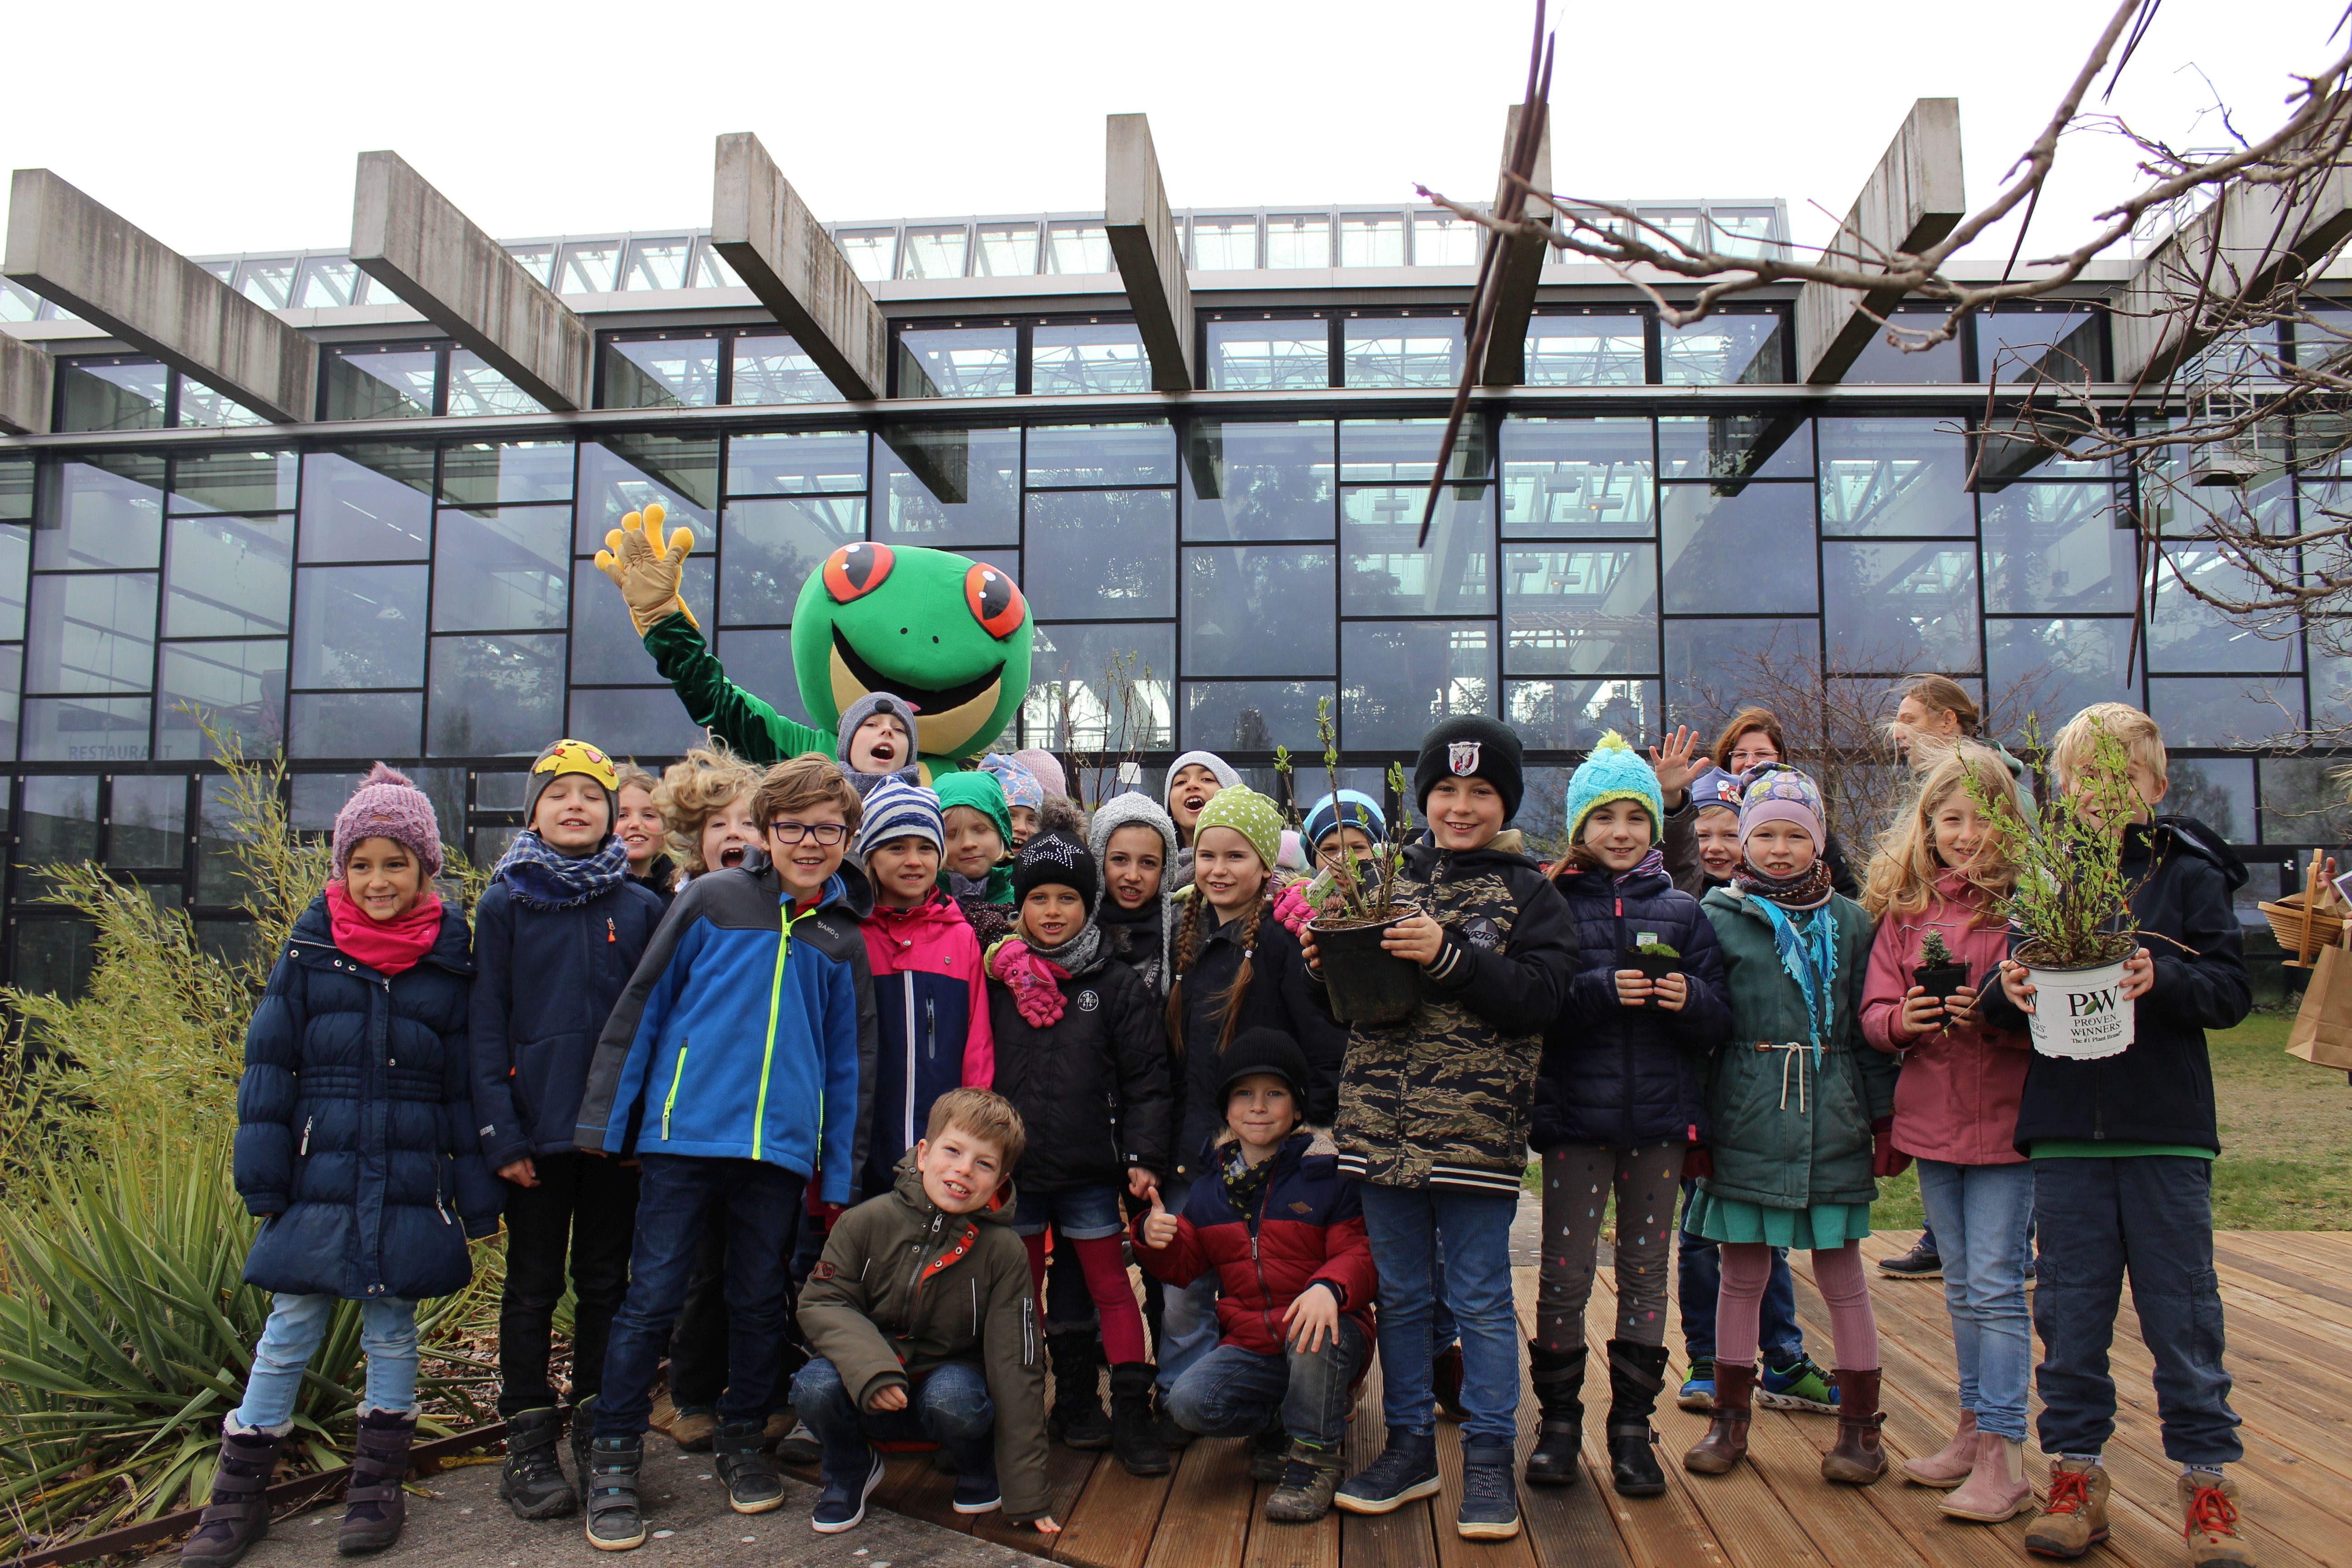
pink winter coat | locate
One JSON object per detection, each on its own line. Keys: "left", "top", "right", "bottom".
{"left": 1858, "top": 873, "right": 2030, "bottom": 1166}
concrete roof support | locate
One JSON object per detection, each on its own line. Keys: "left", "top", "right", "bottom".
{"left": 1480, "top": 102, "right": 1553, "bottom": 387}
{"left": 1104, "top": 113, "right": 1192, "bottom": 392}
{"left": 710, "top": 133, "right": 887, "bottom": 401}
{"left": 1795, "top": 98, "right": 1965, "bottom": 385}
{"left": 350, "top": 151, "right": 592, "bottom": 411}
{"left": 3, "top": 168, "right": 315, "bottom": 423}
{"left": 0, "top": 330, "right": 54, "bottom": 435}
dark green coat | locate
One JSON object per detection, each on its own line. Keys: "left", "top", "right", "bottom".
{"left": 1695, "top": 887, "right": 1894, "bottom": 1211}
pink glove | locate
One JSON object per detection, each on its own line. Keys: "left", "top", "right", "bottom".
{"left": 1273, "top": 882, "right": 1314, "bottom": 939}
{"left": 992, "top": 938, "right": 1070, "bottom": 1028}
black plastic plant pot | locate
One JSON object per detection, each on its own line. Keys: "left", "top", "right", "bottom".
{"left": 1912, "top": 962, "right": 1970, "bottom": 1004}
{"left": 1312, "top": 916, "right": 1422, "bottom": 1026}
{"left": 1619, "top": 947, "right": 1681, "bottom": 1006}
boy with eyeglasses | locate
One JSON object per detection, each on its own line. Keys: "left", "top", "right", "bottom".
{"left": 573, "top": 753, "right": 879, "bottom": 1552}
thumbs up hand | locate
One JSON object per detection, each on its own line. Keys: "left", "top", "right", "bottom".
{"left": 1140, "top": 1188, "right": 1180, "bottom": 1250}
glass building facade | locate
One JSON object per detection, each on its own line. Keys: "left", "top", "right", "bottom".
{"left": 1, "top": 201, "right": 2341, "bottom": 993}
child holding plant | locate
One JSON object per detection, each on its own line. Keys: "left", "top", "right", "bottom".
{"left": 188, "top": 765, "right": 499, "bottom": 1566}
{"left": 1857, "top": 745, "right": 2035, "bottom": 1523}
{"left": 1684, "top": 768, "right": 1894, "bottom": 1489}
{"left": 1529, "top": 734, "right": 1730, "bottom": 1497}
{"left": 1979, "top": 704, "right": 2255, "bottom": 1565}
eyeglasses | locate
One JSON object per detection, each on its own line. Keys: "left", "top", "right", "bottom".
{"left": 767, "top": 820, "right": 848, "bottom": 845}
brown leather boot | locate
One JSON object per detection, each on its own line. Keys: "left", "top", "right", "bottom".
{"left": 1682, "top": 1360, "right": 1753, "bottom": 1475}
{"left": 1820, "top": 1368, "right": 1887, "bottom": 1484}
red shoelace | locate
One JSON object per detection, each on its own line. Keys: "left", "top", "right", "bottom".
{"left": 2184, "top": 1482, "right": 2239, "bottom": 1542}
{"left": 2046, "top": 1469, "right": 2096, "bottom": 1515}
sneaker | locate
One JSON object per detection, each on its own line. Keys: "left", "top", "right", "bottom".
{"left": 773, "top": 1419, "right": 822, "bottom": 1467}
{"left": 713, "top": 1420, "right": 785, "bottom": 1514}
{"left": 1333, "top": 1428, "right": 1441, "bottom": 1515}
{"left": 1878, "top": 1238, "right": 1942, "bottom": 1279}
{"left": 1265, "top": 1445, "right": 1345, "bottom": 1524}
{"left": 1676, "top": 1357, "right": 1715, "bottom": 1414}
{"left": 951, "top": 1470, "right": 1001, "bottom": 1516}
{"left": 1758, "top": 1356, "right": 1839, "bottom": 1414}
{"left": 811, "top": 1450, "right": 887, "bottom": 1535}
{"left": 1456, "top": 1441, "right": 1522, "bottom": 1541}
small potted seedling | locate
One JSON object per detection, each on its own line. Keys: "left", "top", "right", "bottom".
{"left": 1912, "top": 930, "right": 1970, "bottom": 1004}
{"left": 1617, "top": 939, "right": 1682, "bottom": 1007}
{"left": 1298, "top": 700, "right": 1422, "bottom": 1026}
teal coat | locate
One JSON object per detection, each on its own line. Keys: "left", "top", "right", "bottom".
{"left": 1695, "top": 887, "right": 1893, "bottom": 1211}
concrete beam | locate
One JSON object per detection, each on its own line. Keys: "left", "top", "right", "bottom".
{"left": 710, "top": 133, "right": 887, "bottom": 401}
{"left": 349, "top": 151, "right": 591, "bottom": 412}
{"left": 0, "top": 328, "right": 53, "bottom": 435}
{"left": 1480, "top": 102, "right": 1553, "bottom": 387}
{"left": 1796, "top": 98, "right": 1966, "bottom": 385}
{"left": 2, "top": 168, "right": 314, "bottom": 423}
{"left": 1104, "top": 113, "right": 1193, "bottom": 392}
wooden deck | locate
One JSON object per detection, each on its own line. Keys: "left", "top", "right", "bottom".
{"left": 755, "top": 1229, "right": 2352, "bottom": 1568}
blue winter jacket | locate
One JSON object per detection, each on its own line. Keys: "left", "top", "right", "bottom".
{"left": 234, "top": 895, "right": 501, "bottom": 1301}
{"left": 469, "top": 873, "right": 667, "bottom": 1172}
{"left": 1533, "top": 862, "right": 1733, "bottom": 1152}
{"left": 573, "top": 852, "right": 878, "bottom": 1205}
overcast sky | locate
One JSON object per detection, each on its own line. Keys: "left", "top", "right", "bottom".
{"left": 1, "top": 0, "right": 2338, "bottom": 264}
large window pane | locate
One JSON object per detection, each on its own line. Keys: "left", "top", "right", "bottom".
{"left": 0, "top": 458, "right": 30, "bottom": 523}
{"left": 294, "top": 255, "right": 367, "bottom": 309}
{"left": 1342, "top": 318, "right": 1463, "bottom": 388}
{"left": 1183, "top": 681, "right": 1336, "bottom": 752}
{"left": 108, "top": 775, "right": 186, "bottom": 868}
{"left": 728, "top": 431, "right": 868, "bottom": 496}
{"left": 170, "top": 450, "right": 298, "bottom": 515}
{"left": 2146, "top": 675, "right": 2301, "bottom": 749}
{"left": 2148, "top": 549, "right": 2302, "bottom": 672}
{"left": 2165, "top": 758, "right": 2255, "bottom": 844}
{"left": 714, "top": 629, "right": 817, "bottom": 728}
{"left": 1340, "top": 622, "right": 1494, "bottom": 750}
{"left": 165, "top": 512, "right": 292, "bottom": 637}
{"left": 975, "top": 223, "right": 1040, "bottom": 276}
{"left": 1524, "top": 314, "right": 1647, "bottom": 387}
{"left": 1981, "top": 307, "right": 2106, "bottom": 382}
{"left": 731, "top": 333, "right": 841, "bottom": 405}
{"left": 20, "top": 697, "right": 149, "bottom": 763}
{"left": 569, "top": 559, "right": 712, "bottom": 682}
{"left": 900, "top": 226, "right": 969, "bottom": 279}
{"left": 1023, "top": 623, "right": 1174, "bottom": 750}
{"left": 1503, "top": 546, "right": 1659, "bottom": 675}
{"left": 1265, "top": 215, "right": 1331, "bottom": 270}
{"left": 428, "top": 633, "right": 565, "bottom": 755}
{"left": 292, "top": 564, "right": 427, "bottom": 687}
{"left": 602, "top": 334, "right": 720, "bottom": 409}
{"left": 2260, "top": 757, "right": 2352, "bottom": 845}
{"left": 288, "top": 691, "right": 421, "bottom": 759}
{"left": 1046, "top": 222, "right": 1113, "bottom": 274}
{"left": 446, "top": 352, "right": 545, "bottom": 419}
{"left": 1983, "top": 617, "right": 2134, "bottom": 735}
{"left": 899, "top": 328, "right": 1017, "bottom": 399}
{"left": 1191, "top": 217, "right": 1258, "bottom": 271}
{"left": 26, "top": 574, "right": 157, "bottom": 693}
{"left": 1412, "top": 212, "right": 1480, "bottom": 267}
{"left": 0, "top": 652, "right": 19, "bottom": 758}
{"left": 0, "top": 522, "right": 29, "bottom": 640}
{"left": 622, "top": 237, "right": 692, "bottom": 291}
{"left": 1844, "top": 311, "right": 1963, "bottom": 383}
{"left": 56, "top": 360, "right": 167, "bottom": 432}
{"left": 299, "top": 446, "right": 434, "bottom": 562}
{"left": 559, "top": 241, "right": 622, "bottom": 294}
{"left": 1340, "top": 418, "right": 1492, "bottom": 483}
{"left": 37, "top": 458, "right": 165, "bottom": 569}
{"left": 1658, "top": 415, "right": 1810, "bottom": 482}
{"left": 432, "top": 505, "right": 569, "bottom": 632}
{"left": 1204, "top": 319, "right": 1329, "bottom": 391}
{"left": 835, "top": 230, "right": 897, "bottom": 284}
{"left": 1818, "top": 418, "right": 1974, "bottom": 537}
{"left": 1500, "top": 416, "right": 1655, "bottom": 538}
{"left": 1507, "top": 678, "right": 1664, "bottom": 749}
{"left": 1979, "top": 485, "right": 2133, "bottom": 614}
{"left": 1823, "top": 541, "right": 1980, "bottom": 675}
{"left": 878, "top": 427, "right": 1020, "bottom": 547}
{"left": 158, "top": 639, "right": 286, "bottom": 759}
{"left": 568, "top": 685, "right": 710, "bottom": 757}
{"left": 1342, "top": 486, "right": 1493, "bottom": 615}
{"left": 1660, "top": 483, "right": 1817, "bottom": 614}
{"left": 1027, "top": 422, "right": 1175, "bottom": 487}
{"left": 1182, "top": 420, "right": 1336, "bottom": 542}
{"left": 1182, "top": 547, "right": 1335, "bottom": 676}
{"left": 1022, "top": 491, "right": 1175, "bottom": 618}
{"left": 720, "top": 497, "right": 867, "bottom": 625}
{"left": 1031, "top": 323, "right": 1151, "bottom": 397}
{"left": 1660, "top": 313, "right": 1786, "bottom": 385}
{"left": 1663, "top": 617, "right": 1815, "bottom": 714}
{"left": 440, "top": 440, "right": 573, "bottom": 508}
{"left": 322, "top": 345, "right": 436, "bottom": 421}
{"left": 1339, "top": 215, "right": 1406, "bottom": 267}
{"left": 577, "top": 436, "right": 718, "bottom": 554}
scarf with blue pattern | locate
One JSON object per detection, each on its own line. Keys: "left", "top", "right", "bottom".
{"left": 494, "top": 829, "right": 631, "bottom": 910}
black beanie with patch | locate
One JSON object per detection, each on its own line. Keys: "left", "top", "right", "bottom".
{"left": 1411, "top": 715, "right": 1525, "bottom": 822}
{"left": 1011, "top": 829, "right": 1099, "bottom": 917}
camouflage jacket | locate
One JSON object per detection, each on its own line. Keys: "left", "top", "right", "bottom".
{"left": 1333, "top": 833, "right": 1575, "bottom": 1194}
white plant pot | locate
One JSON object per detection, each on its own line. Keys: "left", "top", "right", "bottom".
{"left": 2023, "top": 955, "right": 2135, "bottom": 1060}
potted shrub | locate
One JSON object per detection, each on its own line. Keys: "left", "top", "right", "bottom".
{"left": 1286, "top": 702, "right": 1422, "bottom": 1025}
{"left": 1963, "top": 716, "right": 2144, "bottom": 1060}
{"left": 1617, "top": 940, "right": 1681, "bottom": 1005}
{"left": 1911, "top": 929, "right": 1970, "bottom": 1004}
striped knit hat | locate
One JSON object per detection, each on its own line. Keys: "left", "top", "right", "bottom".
{"left": 854, "top": 777, "right": 944, "bottom": 858}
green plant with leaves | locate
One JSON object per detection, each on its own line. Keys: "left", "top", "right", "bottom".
{"left": 1298, "top": 701, "right": 1416, "bottom": 927}
{"left": 1963, "top": 714, "right": 2143, "bottom": 969}
{"left": 1919, "top": 930, "right": 1956, "bottom": 969}
{"left": 1634, "top": 941, "right": 1681, "bottom": 960}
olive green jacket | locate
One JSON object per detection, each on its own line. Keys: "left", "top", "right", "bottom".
{"left": 1695, "top": 886, "right": 1894, "bottom": 1211}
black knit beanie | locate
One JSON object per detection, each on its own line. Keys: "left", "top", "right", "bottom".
{"left": 1011, "top": 830, "right": 1098, "bottom": 917}
{"left": 1412, "top": 715, "right": 1524, "bottom": 822}
{"left": 1216, "top": 1027, "right": 1313, "bottom": 1111}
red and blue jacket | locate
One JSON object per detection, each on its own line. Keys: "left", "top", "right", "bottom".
{"left": 858, "top": 889, "right": 995, "bottom": 1197}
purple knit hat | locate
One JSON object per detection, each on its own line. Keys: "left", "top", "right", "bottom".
{"left": 333, "top": 763, "right": 445, "bottom": 877}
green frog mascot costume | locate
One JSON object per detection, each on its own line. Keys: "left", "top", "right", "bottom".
{"left": 595, "top": 503, "right": 1035, "bottom": 778}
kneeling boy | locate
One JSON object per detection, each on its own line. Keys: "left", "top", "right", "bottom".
{"left": 793, "top": 1089, "right": 1059, "bottom": 1538}
{"left": 1135, "top": 1030, "right": 1377, "bottom": 1524}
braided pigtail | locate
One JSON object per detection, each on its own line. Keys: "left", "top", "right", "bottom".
{"left": 1163, "top": 894, "right": 1205, "bottom": 1060}
{"left": 1212, "top": 885, "right": 1268, "bottom": 1055}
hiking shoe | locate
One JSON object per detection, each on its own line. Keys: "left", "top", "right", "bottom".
{"left": 1676, "top": 1357, "right": 1715, "bottom": 1413}
{"left": 1759, "top": 1355, "right": 1838, "bottom": 1414}
{"left": 713, "top": 1419, "right": 785, "bottom": 1514}
{"left": 1456, "top": 1441, "right": 1522, "bottom": 1541}
{"left": 498, "top": 1407, "right": 577, "bottom": 1520}
{"left": 772, "top": 1419, "right": 822, "bottom": 1466}
{"left": 1433, "top": 1342, "right": 1469, "bottom": 1421}
{"left": 669, "top": 1404, "right": 719, "bottom": 1453}
{"left": 1266, "top": 1444, "right": 1345, "bottom": 1524}
{"left": 2024, "top": 1459, "right": 2110, "bottom": 1558}
{"left": 1878, "top": 1238, "right": 1941, "bottom": 1279}
{"left": 1334, "top": 1428, "right": 1441, "bottom": 1515}
{"left": 1248, "top": 1425, "right": 1292, "bottom": 1483}
{"left": 811, "top": 1450, "right": 887, "bottom": 1534}
{"left": 583, "top": 1434, "right": 646, "bottom": 1552}
{"left": 951, "top": 1466, "right": 1002, "bottom": 1515}
{"left": 2179, "top": 1470, "right": 2252, "bottom": 1566}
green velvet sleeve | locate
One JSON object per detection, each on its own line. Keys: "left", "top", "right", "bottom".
{"left": 641, "top": 611, "right": 833, "bottom": 765}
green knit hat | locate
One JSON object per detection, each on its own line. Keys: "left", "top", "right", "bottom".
{"left": 1194, "top": 785, "right": 1284, "bottom": 871}
{"left": 934, "top": 769, "right": 1014, "bottom": 850}
{"left": 1565, "top": 731, "right": 1665, "bottom": 843}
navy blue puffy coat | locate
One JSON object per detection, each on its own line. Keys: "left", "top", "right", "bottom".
{"left": 1533, "top": 863, "right": 1732, "bottom": 1152}
{"left": 469, "top": 876, "right": 666, "bottom": 1172}
{"left": 235, "top": 895, "right": 501, "bottom": 1301}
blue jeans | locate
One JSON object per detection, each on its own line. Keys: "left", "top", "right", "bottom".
{"left": 792, "top": 1357, "right": 995, "bottom": 1486}
{"left": 1356, "top": 1183, "right": 1519, "bottom": 1446}
{"left": 232, "top": 1293, "right": 418, "bottom": 1433}
{"left": 1152, "top": 1179, "right": 1222, "bottom": 1393}
{"left": 1677, "top": 1181, "right": 1803, "bottom": 1367}
{"left": 2032, "top": 1156, "right": 2242, "bottom": 1465}
{"left": 1167, "top": 1317, "right": 1364, "bottom": 1449}
{"left": 1430, "top": 1239, "right": 1458, "bottom": 1348}
{"left": 598, "top": 1155, "right": 805, "bottom": 1439}
{"left": 1916, "top": 1159, "right": 2035, "bottom": 1441}
{"left": 1006, "top": 1182, "right": 1126, "bottom": 1240}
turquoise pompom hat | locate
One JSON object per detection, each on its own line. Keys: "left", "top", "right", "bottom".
{"left": 1563, "top": 731, "right": 1666, "bottom": 843}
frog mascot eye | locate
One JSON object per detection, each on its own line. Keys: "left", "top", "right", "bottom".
{"left": 965, "top": 560, "right": 1025, "bottom": 640}
{"left": 823, "top": 541, "right": 896, "bottom": 603}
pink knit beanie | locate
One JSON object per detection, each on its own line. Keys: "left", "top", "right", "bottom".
{"left": 333, "top": 763, "right": 445, "bottom": 877}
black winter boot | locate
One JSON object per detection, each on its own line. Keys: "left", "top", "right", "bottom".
{"left": 179, "top": 1427, "right": 283, "bottom": 1566}
{"left": 336, "top": 1408, "right": 417, "bottom": 1555}
{"left": 1524, "top": 1341, "right": 1586, "bottom": 1487}
{"left": 1047, "top": 1329, "right": 1111, "bottom": 1450}
{"left": 499, "top": 1406, "right": 577, "bottom": 1520}
{"left": 583, "top": 1433, "right": 646, "bottom": 1551}
{"left": 1604, "top": 1339, "right": 1670, "bottom": 1497}
{"left": 1109, "top": 1362, "right": 1171, "bottom": 1477}
{"left": 568, "top": 1397, "right": 598, "bottom": 1486}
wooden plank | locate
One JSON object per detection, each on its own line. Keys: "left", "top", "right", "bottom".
{"left": 975, "top": 1444, "right": 1097, "bottom": 1556}
{"left": 1053, "top": 1454, "right": 1175, "bottom": 1568}
{"left": 1144, "top": 1439, "right": 1256, "bottom": 1568}
{"left": 1431, "top": 1417, "right": 1539, "bottom": 1568}
{"left": 1507, "top": 1274, "right": 1637, "bottom": 1568}
{"left": 1240, "top": 1480, "right": 1338, "bottom": 1568}
{"left": 1338, "top": 1354, "right": 1442, "bottom": 1568}
{"left": 2214, "top": 1243, "right": 2352, "bottom": 1313}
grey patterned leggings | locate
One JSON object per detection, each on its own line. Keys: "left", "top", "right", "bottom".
{"left": 1535, "top": 1139, "right": 1688, "bottom": 1351}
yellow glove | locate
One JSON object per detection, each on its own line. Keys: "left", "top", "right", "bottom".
{"left": 593, "top": 502, "right": 700, "bottom": 635}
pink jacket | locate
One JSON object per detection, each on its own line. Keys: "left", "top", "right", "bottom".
{"left": 856, "top": 892, "right": 995, "bottom": 1195}
{"left": 1858, "top": 873, "right": 2030, "bottom": 1166}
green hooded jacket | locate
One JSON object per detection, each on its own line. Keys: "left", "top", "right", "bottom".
{"left": 1695, "top": 886, "right": 1895, "bottom": 1211}
{"left": 797, "top": 1159, "right": 1049, "bottom": 1520}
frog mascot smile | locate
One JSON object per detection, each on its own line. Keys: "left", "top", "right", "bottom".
{"left": 596, "top": 503, "right": 1034, "bottom": 776}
